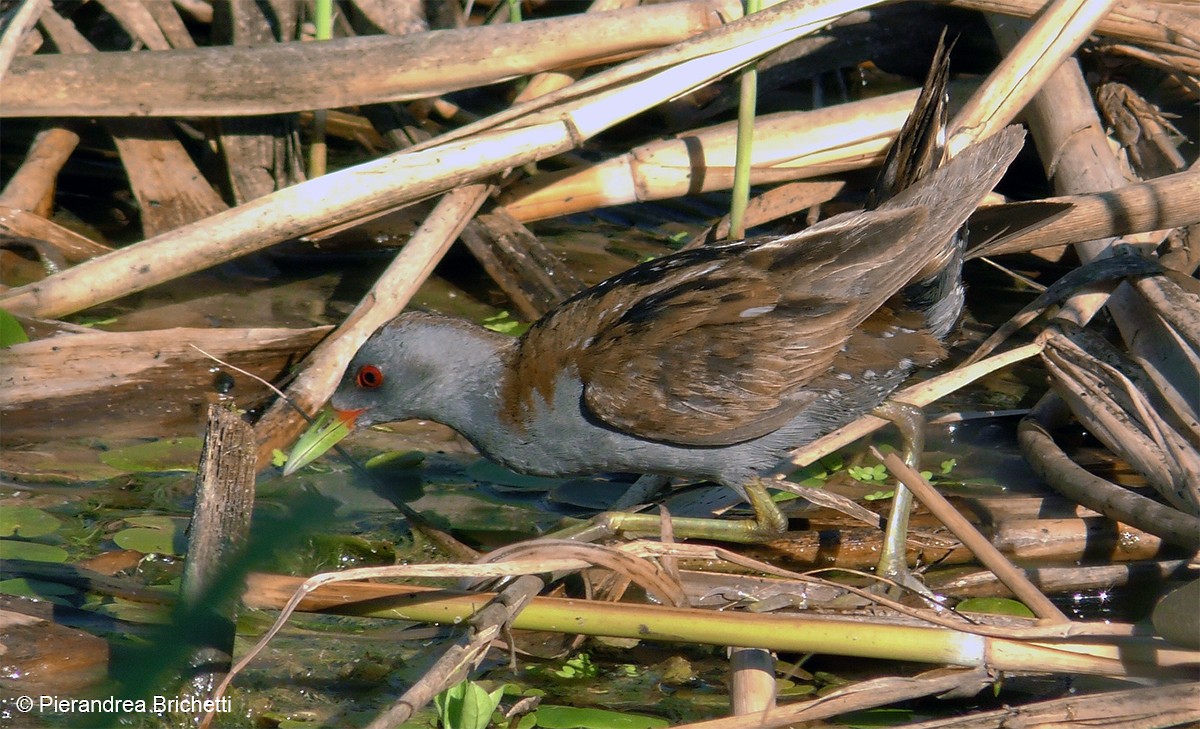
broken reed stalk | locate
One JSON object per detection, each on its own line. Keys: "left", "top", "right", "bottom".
{"left": 0, "top": 125, "right": 83, "bottom": 215}
{"left": 0, "top": 324, "right": 330, "bottom": 443}
{"left": 0, "top": 123, "right": 569, "bottom": 319}
{"left": 0, "top": 203, "right": 113, "bottom": 262}
{"left": 990, "top": 16, "right": 1200, "bottom": 550}
{"left": 500, "top": 81, "right": 957, "bottom": 222}
{"left": 239, "top": 572, "right": 1197, "bottom": 678}
{"left": 759, "top": 516, "right": 1171, "bottom": 569}
{"left": 1041, "top": 324, "right": 1200, "bottom": 514}
{"left": 730, "top": 646, "right": 777, "bottom": 715}
{"left": 927, "top": 559, "right": 1194, "bottom": 599}
{"left": 179, "top": 404, "right": 256, "bottom": 722}
{"left": 0, "top": 0, "right": 855, "bottom": 321}
{"left": 675, "top": 669, "right": 998, "bottom": 729}
{"left": 252, "top": 183, "right": 492, "bottom": 467}
{"left": 683, "top": 680, "right": 1200, "bottom": 729}
{"left": 946, "top": 0, "right": 1200, "bottom": 67}
{"left": 947, "top": 0, "right": 1121, "bottom": 152}
{"left": 966, "top": 170, "right": 1200, "bottom": 259}
{"left": 1019, "top": 396, "right": 1200, "bottom": 551}
{"left": 0, "top": 0, "right": 47, "bottom": 81}
{"left": 361, "top": 575, "right": 546, "bottom": 729}
{"left": 0, "top": 0, "right": 741, "bottom": 117}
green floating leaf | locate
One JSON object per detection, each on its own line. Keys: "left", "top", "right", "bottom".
{"left": 0, "top": 577, "right": 79, "bottom": 604}
{"left": 848, "top": 464, "right": 888, "bottom": 483}
{"left": 0, "top": 505, "right": 62, "bottom": 538}
{"left": 533, "top": 706, "right": 668, "bottom": 729}
{"left": 92, "top": 597, "right": 171, "bottom": 624}
{"left": 365, "top": 449, "right": 425, "bottom": 470}
{"left": 0, "top": 539, "right": 69, "bottom": 562}
{"left": 613, "top": 664, "right": 640, "bottom": 678}
{"left": 99, "top": 437, "right": 202, "bottom": 473}
{"left": 552, "top": 653, "right": 598, "bottom": 679}
{"left": 112, "top": 515, "right": 187, "bottom": 555}
{"left": 436, "top": 681, "right": 504, "bottom": 729}
{"left": 481, "top": 311, "right": 528, "bottom": 336}
{"left": 956, "top": 597, "right": 1035, "bottom": 618}
{"left": 0, "top": 308, "right": 29, "bottom": 347}
{"left": 777, "top": 681, "right": 816, "bottom": 698}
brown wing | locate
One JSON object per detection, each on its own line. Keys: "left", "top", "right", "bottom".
{"left": 573, "top": 206, "right": 929, "bottom": 446}
{"left": 505, "top": 128, "right": 1026, "bottom": 446}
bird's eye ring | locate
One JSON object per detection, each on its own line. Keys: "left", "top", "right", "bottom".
{"left": 355, "top": 365, "right": 384, "bottom": 389}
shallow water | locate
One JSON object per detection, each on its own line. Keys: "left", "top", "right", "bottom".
{"left": 0, "top": 191, "right": 1166, "bottom": 729}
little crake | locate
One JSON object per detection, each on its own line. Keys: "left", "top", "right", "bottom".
{"left": 316, "top": 127, "right": 1025, "bottom": 543}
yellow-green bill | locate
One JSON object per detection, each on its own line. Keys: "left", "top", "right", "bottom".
{"left": 282, "top": 408, "right": 354, "bottom": 476}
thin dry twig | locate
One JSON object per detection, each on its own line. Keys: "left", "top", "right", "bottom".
{"left": 873, "top": 447, "right": 1070, "bottom": 624}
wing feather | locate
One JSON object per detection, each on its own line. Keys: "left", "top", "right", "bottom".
{"left": 504, "top": 128, "right": 1026, "bottom": 446}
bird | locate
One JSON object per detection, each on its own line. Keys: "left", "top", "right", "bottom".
{"left": 290, "top": 120, "right": 1025, "bottom": 544}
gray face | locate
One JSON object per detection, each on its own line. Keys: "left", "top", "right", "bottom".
{"left": 329, "top": 312, "right": 511, "bottom": 429}
{"left": 331, "top": 346, "right": 417, "bottom": 428}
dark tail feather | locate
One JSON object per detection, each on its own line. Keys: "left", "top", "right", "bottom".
{"left": 870, "top": 30, "right": 969, "bottom": 339}
{"left": 867, "top": 29, "right": 952, "bottom": 209}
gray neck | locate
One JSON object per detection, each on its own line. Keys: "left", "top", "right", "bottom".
{"left": 410, "top": 321, "right": 516, "bottom": 454}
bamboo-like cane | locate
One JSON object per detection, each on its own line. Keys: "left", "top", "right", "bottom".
{"left": 948, "top": 0, "right": 1121, "bottom": 152}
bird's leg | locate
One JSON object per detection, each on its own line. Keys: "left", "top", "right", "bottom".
{"left": 742, "top": 478, "right": 791, "bottom": 535}
{"left": 553, "top": 478, "right": 788, "bottom": 544}
{"left": 871, "top": 400, "right": 926, "bottom": 592}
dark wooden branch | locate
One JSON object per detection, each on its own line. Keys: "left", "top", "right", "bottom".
{"left": 178, "top": 404, "right": 258, "bottom": 721}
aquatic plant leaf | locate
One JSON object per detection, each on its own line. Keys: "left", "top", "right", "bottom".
{"left": 482, "top": 311, "right": 529, "bottom": 336}
{"left": 0, "top": 308, "right": 28, "bottom": 346}
{"left": 0, "top": 539, "right": 68, "bottom": 562}
{"left": 436, "top": 681, "right": 505, "bottom": 729}
{"left": 532, "top": 706, "right": 669, "bottom": 729}
{"left": 93, "top": 596, "right": 172, "bottom": 624}
{"left": 0, "top": 505, "right": 62, "bottom": 537}
{"left": 956, "top": 597, "right": 1035, "bottom": 618}
{"left": 99, "top": 438, "right": 202, "bottom": 473}
{"left": 113, "top": 516, "right": 187, "bottom": 555}
{"left": 0, "top": 577, "right": 79, "bottom": 604}
{"left": 365, "top": 449, "right": 426, "bottom": 470}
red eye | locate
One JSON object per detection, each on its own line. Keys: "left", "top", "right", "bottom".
{"left": 355, "top": 364, "right": 384, "bottom": 389}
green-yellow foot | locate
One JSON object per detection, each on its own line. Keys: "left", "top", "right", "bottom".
{"left": 872, "top": 401, "right": 929, "bottom": 594}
